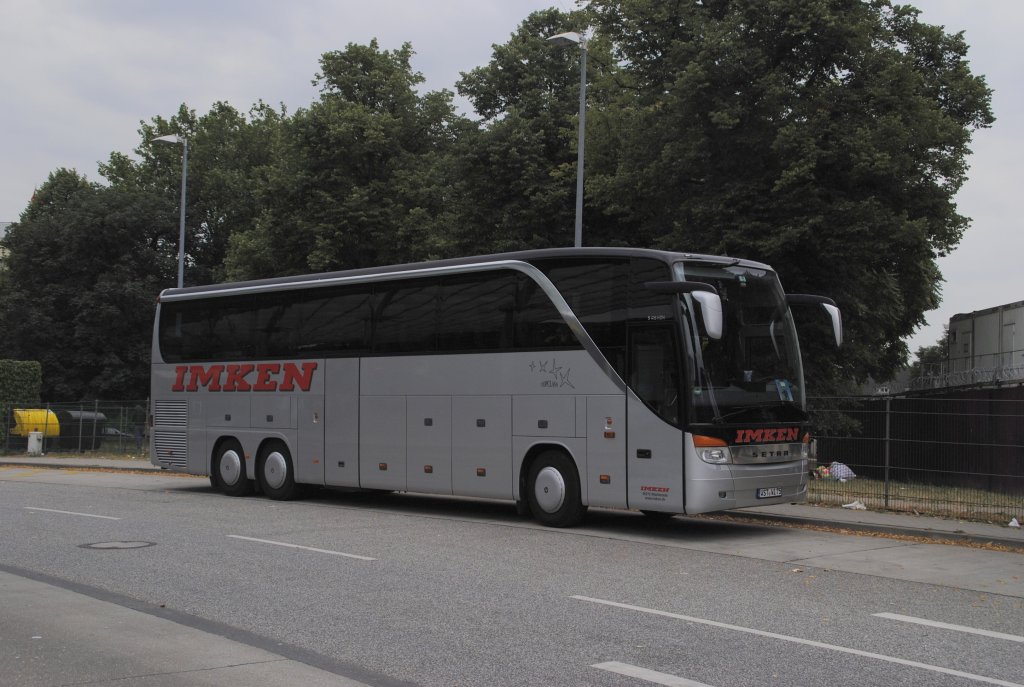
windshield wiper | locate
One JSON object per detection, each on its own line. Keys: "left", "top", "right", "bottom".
{"left": 712, "top": 400, "right": 806, "bottom": 424}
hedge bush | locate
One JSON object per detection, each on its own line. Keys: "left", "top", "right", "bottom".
{"left": 1, "top": 360, "right": 42, "bottom": 442}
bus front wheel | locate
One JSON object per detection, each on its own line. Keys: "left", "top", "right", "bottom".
{"left": 213, "top": 440, "right": 253, "bottom": 497}
{"left": 258, "top": 441, "right": 298, "bottom": 500}
{"left": 527, "top": 451, "right": 585, "bottom": 528}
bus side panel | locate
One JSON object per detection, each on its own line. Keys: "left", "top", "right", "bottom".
{"left": 585, "top": 395, "right": 627, "bottom": 508}
{"left": 626, "top": 393, "right": 684, "bottom": 512}
{"left": 188, "top": 398, "right": 207, "bottom": 476}
{"left": 406, "top": 396, "right": 453, "bottom": 495}
{"left": 296, "top": 394, "right": 325, "bottom": 486}
{"left": 452, "top": 395, "right": 511, "bottom": 499}
{"left": 360, "top": 396, "right": 407, "bottom": 491}
{"left": 324, "top": 358, "right": 361, "bottom": 487}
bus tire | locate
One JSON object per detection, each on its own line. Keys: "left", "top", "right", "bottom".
{"left": 258, "top": 441, "right": 298, "bottom": 501}
{"left": 527, "top": 450, "right": 586, "bottom": 528}
{"left": 213, "top": 440, "right": 253, "bottom": 497}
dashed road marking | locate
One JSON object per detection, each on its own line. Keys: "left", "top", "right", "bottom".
{"left": 592, "top": 662, "right": 715, "bottom": 686}
{"left": 227, "top": 535, "right": 376, "bottom": 561}
{"left": 24, "top": 507, "right": 120, "bottom": 520}
{"left": 573, "top": 596, "right": 1024, "bottom": 687}
{"left": 874, "top": 612, "right": 1024, "bottom": 643}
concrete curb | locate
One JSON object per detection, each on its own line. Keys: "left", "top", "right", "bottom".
{"left": 0, "top": 458, "right": 163, "bottom": 473}
{"left": 723, "top": 509, "right": 1024, "bottom": 550}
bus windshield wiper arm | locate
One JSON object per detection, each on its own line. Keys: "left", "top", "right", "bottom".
{"left": 713, "top": 400, "right": 803, "bottom": 423}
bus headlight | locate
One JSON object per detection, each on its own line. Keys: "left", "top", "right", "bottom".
{"left": 694, "top": 435, "right": 732, "bottom": 464}
{"left": 700, "top": 447, "right": 732, "bottom": 464}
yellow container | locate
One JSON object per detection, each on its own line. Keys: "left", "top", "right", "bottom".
{"left": 11, "top": 409, "right": 60, "bottom": 438}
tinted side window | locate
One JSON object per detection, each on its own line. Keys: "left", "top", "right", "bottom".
{"left": 298, "top": 286, "right": 371, "bottom": 355}
{"left": 533, "top": 258, "right": 629, "bottom": 378}
{"left": 373, "top": 279, "right": 439, "bottom": 353}
{"left": 159, "top": 295, "right": 255, "bottom": 362}
{"left": 438, "top": 273, "right": 516, "bottom": 352}
{"left": 514, "top": 273, "right": 579, "bottom": 350}
{"left": 629, "top": 258, "right": 674, "bottom": 322}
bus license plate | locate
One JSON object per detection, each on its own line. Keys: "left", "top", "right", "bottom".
{"left": 757, "top": 487, "right": 783, "bottom": 499}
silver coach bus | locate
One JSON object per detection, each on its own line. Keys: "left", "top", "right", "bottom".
{"left": 150, "top": 248, "right": 841, "bottom": 527}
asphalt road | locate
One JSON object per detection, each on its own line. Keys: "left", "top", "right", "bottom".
{"left": 1, "top": 466, "right": 1022, "bottom": 687}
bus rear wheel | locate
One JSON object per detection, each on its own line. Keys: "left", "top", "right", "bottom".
{"left": 258, "top": 441, "right": 298, "bottom": 500}
{"left": 213, "top": 440, "right": 253, "bottom": 497}
{"left": 527, "top": 451, "right": 585, "bottom": 528}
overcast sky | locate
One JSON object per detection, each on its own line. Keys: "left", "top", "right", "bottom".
{"left": 1, "top": 1, "right": 1018, "bottom": 356}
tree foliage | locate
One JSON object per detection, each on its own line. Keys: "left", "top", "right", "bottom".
{"left": 224, "top": 40, "right": 468, "bottom": 279}
{"left": 0, "top": 1, "right": 994, "bottom": 399}
{"left": 0, "top": 170, "right": 168, "bottom": 399}
{"left": 585, "top": 0, "right": 992, "bottom": 390}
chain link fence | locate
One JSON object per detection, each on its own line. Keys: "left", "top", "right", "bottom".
{"left": 808, "top": 392, "right": 1024, "bottom": 521}
{"left": 4, "top": 394, "right": 1023, "bottom": 522}
{"left": 2, "top": 401, "right": 149, "bottom": 456}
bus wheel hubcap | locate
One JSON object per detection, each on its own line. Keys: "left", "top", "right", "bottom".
{"left": 219, "top": 450, "right": 242, "bottom": 486}
{"left": 264, "top": 451, "right": 287, "bottom": 490}
{"left": 534, "top": 466, "right": 565, "bottom": 513}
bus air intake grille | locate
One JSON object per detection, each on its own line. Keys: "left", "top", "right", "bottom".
{"left": 154, "top": 431, "right": 188, "bottom": 469}
{"left": 154, "top": 400, "right": 188, "bottom": 428}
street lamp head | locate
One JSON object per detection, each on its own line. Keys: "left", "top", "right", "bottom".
{"left": 152, "top": 134, "right": 185, "bottom": 145}
{"left": 546, "top": 31, "right": 583, "bottom": 48}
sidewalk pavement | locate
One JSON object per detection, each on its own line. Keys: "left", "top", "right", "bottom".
{"left": 3, "top": 453, "right": 1022, "bottom": 550}
{"left": 0, "top": 568, "right": 374, "bottom": 687}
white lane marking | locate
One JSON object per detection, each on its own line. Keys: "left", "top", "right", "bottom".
{"left": 24, "top": 507, "right": 120, "bottom": 520}
{"left": 593, "top": 662, "right": 715, "bottom": 687}
{"left": 227, "top": 535, "right": 376, "bottom": 561}
{"left": 874, "top": 612, "right": 1024, "bottom": 644}
{"left": 572, "top": 596, "right": 1024, "bottom": 687}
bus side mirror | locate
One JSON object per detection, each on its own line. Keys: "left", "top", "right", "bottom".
{"left": 645, "top": 281, "right": 723, "bottom": 340}
{"left": 787, "top": 294, "right": 842, "bottom": 348}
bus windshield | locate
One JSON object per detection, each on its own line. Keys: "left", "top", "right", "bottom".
{"left": 675, "top": 261, "right": 807, "bottom": 425}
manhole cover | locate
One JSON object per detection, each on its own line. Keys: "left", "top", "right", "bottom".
{"left": 80, "top": 541, "right": 156, "bottom": 550}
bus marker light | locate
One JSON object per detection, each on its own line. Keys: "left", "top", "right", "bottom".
{"left": 477, "top": 468, "right": 486, "bottom": 477}
{"left": 604, "top": 431, "right": 615, "bottom": 439}
{"left": 600, "top": 474, "right": 611, "bottom": 484}
{"left": 379, "top": 463, "right": 388, "bottom": 471}
{"left": 424, "top": 465, "right": 433, "bottom": 474}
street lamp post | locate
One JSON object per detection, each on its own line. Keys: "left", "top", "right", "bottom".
{"left": 153, "top": 134, "right": 189, "bottom": 288}
{"left": 547, "top": 31, "right": 587, "bottom": 248}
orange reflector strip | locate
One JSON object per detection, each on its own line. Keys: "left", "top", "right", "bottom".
{"left": 604, "top": 431, "right": 616, "bottom": 439}
{"left": 693, "top": 435, "right": 727, "bottom": 447}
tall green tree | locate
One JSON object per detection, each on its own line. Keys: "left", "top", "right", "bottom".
{"left": 452, "top": 8, "right": 625, "bottom": 253}
{"left": 102, "top": 102, "right": 285, "bottom": 286}
{"left": 225, "top": 40, "right": 468, "bottom": 279}
{"left": 0, "top": 170, "right": 168, "bottom": 399}
{"left": 586, "top": 0, "right": 993, "bottom": 390}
